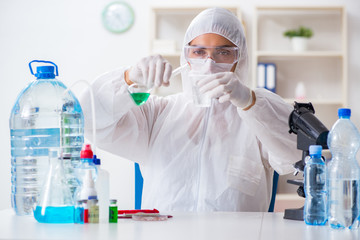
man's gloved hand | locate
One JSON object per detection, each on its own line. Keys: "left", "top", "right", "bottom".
{"left": 128, "top": 55, "right": 173, "bottom": 88}
{"left": 197, "top": 72, "right": 253, "bottom": 109}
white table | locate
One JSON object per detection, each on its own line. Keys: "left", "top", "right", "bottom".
{"left": 0, "top": 209, "right": 359, "bottom": 240}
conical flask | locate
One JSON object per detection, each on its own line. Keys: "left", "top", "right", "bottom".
{"left": 33, "top": 149, "right": 75, "bottom": 223}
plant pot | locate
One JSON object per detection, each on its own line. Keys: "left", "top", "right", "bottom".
{"left": 291, "top": 37, "right": 308, "bottom": 52}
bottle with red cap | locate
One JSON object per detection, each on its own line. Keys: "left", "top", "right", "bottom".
{"left": 74, "top": 144, "right": 98, "bottom": 201}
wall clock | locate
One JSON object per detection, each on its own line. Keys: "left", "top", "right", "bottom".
{"left": 102, "top": 2, "right": 135, "bottom": 33}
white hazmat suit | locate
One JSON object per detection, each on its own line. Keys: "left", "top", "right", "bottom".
{"left": 80, "top": 8, "right": 299, "bottom": 212}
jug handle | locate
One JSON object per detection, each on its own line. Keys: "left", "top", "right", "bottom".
{"left": 29, "top": 60, "right": 59, "bottom": 76}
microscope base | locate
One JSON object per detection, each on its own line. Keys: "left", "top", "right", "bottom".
{"left": 283, "top": 206, "right": 304, "bottom": 221}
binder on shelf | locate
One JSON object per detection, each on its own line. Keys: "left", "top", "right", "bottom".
{"left": 257, "top": 63, "right": 276, "bottom": 93}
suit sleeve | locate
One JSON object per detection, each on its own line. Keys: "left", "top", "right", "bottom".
{"left": 237, "top": 88, "right": 300, "bottom": 175}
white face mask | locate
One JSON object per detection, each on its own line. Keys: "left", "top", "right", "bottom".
{"left": 189, "top": 58, "right": 234, "bottom": 75}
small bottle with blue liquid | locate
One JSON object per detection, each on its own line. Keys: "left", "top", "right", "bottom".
{"left": 74, "top": 200, "right": 84, "bottom": 224}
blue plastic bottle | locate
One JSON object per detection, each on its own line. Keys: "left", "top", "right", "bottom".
{"left": 9, "top": 60, "right": 84, "bottom": 215}
{"left": 303, "top": 145, "right": 327, "bottom": 225}
{"left": 327, "top": 108, "right": 360, "bottom": 229}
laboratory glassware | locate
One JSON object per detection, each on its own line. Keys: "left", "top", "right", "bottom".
{"left": 33, "top": 149, "right": 75, "bottom": 223}
{"left": 127, "top": 64, "right": 188, "bottom": 106}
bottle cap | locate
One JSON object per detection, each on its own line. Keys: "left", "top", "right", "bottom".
{"left": 81, "top": 144, "right": 93, "bottom": 159}
{"left": 93, "top": 155, "right": 101, "bottom": 165}
{"left": 88, "top": 195, "right": 98, "bottom": 200}
{"left": 110, "top": 199, "right": 117, "bottom": 204}
{"left": 338, "top": 108, "right": 351, "bottom": 118}
{"left": 309, "top": 145, "right": 322, "bottom": 155}
{"left": 36, "top": 66, "right": 56, "bottom": 79}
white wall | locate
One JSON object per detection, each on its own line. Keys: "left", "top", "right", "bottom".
{"left": 0, "top": 0, "right": 359, "bottom": 211}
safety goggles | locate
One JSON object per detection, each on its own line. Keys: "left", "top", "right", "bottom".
{"left": 184, "top": 46, "right": 239, "bottom": 64}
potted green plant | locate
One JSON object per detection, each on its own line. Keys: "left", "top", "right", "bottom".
{"left": 284, "top": 26, "right": 313, "bottom": 52}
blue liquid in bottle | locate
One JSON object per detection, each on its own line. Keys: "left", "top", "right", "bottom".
{"left": 74, "top": 200, "right": 84, "bottom": 224}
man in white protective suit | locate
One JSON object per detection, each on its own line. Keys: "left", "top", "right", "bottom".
{"left": 80, "top": 7, "right": 300, "bottom": 212}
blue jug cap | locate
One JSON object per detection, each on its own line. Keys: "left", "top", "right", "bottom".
{"left": 309, "top": 145, "right": 322, "bottom": 155}
{"left": 35, "top": 66, "right": 55, "bottom": 79}
{"left": 29, "top": 60, "right": 58, "bottom": 79}
{"left": 338, "top": 108, "right": 351, "bottom": 118}
{"left": 93, "top": 155, "right": 101, "bottom": 165}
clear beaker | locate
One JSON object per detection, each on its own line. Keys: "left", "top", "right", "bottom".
{"left": 189, "top": 73, "right": 212, "bottom": 107}
{"left": 33, "top": 149, "right": 75, "bottom": 223}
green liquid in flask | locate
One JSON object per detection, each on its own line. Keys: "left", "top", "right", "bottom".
{"left": 130, "top": 93, "right": 150, "bottom": 106}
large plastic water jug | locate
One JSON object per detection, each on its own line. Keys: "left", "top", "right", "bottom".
{"left": 9, "top": 60, "right": 84, "bottom": 215}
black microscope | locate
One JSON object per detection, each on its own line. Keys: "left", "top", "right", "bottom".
{"left": 284, "top": 102, "right": 329, "bottom": 221}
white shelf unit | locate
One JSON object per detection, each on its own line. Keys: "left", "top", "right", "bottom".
{"left": 252, "top": 6, "right": 347, "bottom": 129}
{"left": 149, "top": 5, "right": 242, "bottom": 96}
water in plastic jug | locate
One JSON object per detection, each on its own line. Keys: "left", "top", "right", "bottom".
{"left": 9, "top": 60, "right": 84, "bottom": 215}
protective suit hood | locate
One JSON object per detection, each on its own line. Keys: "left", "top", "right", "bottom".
{"left": 180, "top": 7, "right": 248, "bottom": 96}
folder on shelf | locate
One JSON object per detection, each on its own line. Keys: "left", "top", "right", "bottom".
{"left": 257, "top": 63, "right": 276, "bottom": 93}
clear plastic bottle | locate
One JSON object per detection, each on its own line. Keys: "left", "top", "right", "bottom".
{"left": 74, "top": 144, "right": 97, "bottom": 186}
{"left": 304, "top": 145, "right": 327, "bottom": 225}
{"left": 94, "top": 156, "right": 110, "bottom": 223}
{"left": 33, "top": 149, "right": 75, "bottom": 223}
{"left": 327, "top": 108, "right": 360, "bottom": 229}
{"left": 9, "top": 60, "right": 84, "bottom": 215}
